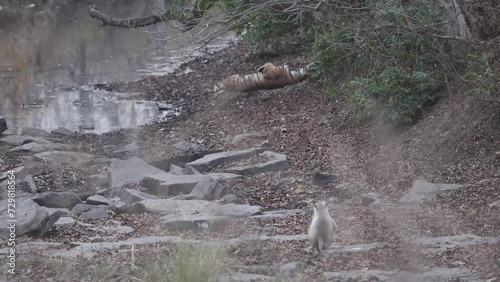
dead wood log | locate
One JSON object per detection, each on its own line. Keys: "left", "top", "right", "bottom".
{"left": 87, "top": 5, "right": 164, "bottom": 28}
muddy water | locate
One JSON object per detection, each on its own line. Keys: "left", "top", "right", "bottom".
{"left": 0, "top": 0, "right": 235, "bottom": 134}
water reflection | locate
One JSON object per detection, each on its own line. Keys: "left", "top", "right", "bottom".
{"left": 4, "top": 88, "right": 179, "bottom": 134}
{"left": 0, "top": 0, "right": 235, "bottom": 134}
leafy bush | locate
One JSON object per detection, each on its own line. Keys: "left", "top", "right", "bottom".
{"left": 350, "top": 67, "right": 439, "bottom": 125}
{"left": 230, "top": 7, "right": 316, "bottom": 55}
{"left": 309, "top": 29, "right": 355, "bottom": 80}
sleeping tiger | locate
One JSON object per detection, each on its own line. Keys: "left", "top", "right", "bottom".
{"left": 215, "top": 62, "right": 309, "bottom": 93}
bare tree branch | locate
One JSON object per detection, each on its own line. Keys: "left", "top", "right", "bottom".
{"left": 88, "top": 5, "right": 165, "bottom": 28}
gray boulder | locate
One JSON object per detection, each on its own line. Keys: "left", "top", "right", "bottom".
{"left": 183, "top": 166, "right": 202, "bottom": 175}
{"left": 141, "top": 173, "right": 211, "bottom": 196}
{"left": 71, "top": 203, "right": 109, "bottom": 220}
{"left": 108, "top": 157, "right": 166, "bottom": 188}
{"left": 43, "top": 207, "right": 70, "bottom": 217}
{"left": 32, "top": 191, "right": 81, "bottom": 209}
{"left": 0, "top": 199, "right": 54, "bottom": 238}
{"left": 188, "top": 177, "right": 225, "bottom": 200}
{"left": 22, "top": 175, "right": 38, "bottom": 193}
{"left": 169, "top": 164, "right": 185, "bottom": 175}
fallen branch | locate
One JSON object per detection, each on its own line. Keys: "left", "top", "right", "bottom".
{"left": 88, "top": 5, "right": 165, "bottom": 28}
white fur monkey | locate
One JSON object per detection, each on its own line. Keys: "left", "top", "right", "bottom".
{"left": 308, "top": 201, "right": 337, "bottom": 254}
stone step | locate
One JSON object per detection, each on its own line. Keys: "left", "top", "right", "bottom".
{"left": 186, "top": 148, "right": 264, "bottom": 172}
{"left": 323, "top": 267, "right": 483, "bottom": 282}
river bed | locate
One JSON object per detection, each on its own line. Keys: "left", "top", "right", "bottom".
{"left": 0, "top": 0, "right": 235, "bottom": 134}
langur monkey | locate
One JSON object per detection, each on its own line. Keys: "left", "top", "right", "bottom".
{"left": 308, "top": 201, "right": 337, "bottom": 254}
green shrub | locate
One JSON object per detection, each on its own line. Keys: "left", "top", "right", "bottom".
{"left": 350, "top": 67, "right": 439, "bottom": 125}
{"left": 309, "top": 29, "right": 355, "bottom": 80}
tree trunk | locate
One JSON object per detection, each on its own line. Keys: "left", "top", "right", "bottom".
{"left": 438, "top": 0, "right": 472, "bottom": 54}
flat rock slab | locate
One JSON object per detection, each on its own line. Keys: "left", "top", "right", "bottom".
{"left": 141, "top": 173, "right": 212, "bottom": 196}
{"left": 222, "top": 151, "right": 289, "bottom": 176}
{"left": 21, "top": 127, "right": 52, "bottom": 138}
{"left": 0, "top": 135, "right": 53, "bottom": 147}
{"left": 324, "top": 242, "right": 388, "bottom": 255}
{"left": 6, "top": 234, "right": 389, "bottom": 258}
{"left": 159, "top": 214, "right": 233, "bottom": 231}
{"left": 51, "top": 127, "right": 75, "bottom": 136}
{"left": 90, "top": 226, "right": 134, "bottom": 234}
{"left": 400, "top": 179, "right": 464, "bottom": 204}
{"left": 168, "top": 164, "right": 185, "bottom": 175}
{"left": 32, "top": 191, "right": 82, "bottom": 209}
{"left": 324, "top": 267, "right": 483, "bottom": 282}
{"left": 86, "top": 195, "right": 113, "bottom": 206}
{"left": 34, "top": 151, "right": 95, "bottom": 167}
{"left": 120, "top": 188, "right": 159, "bottom": 205}
{"left": 136, "top": 199, "right": 262, "bottom": 218}
{"left": 108, "top": 157, "right": 166, "bottom": 188}
{"left": 10, "top": 143, "right": 75, "bottom": 154}
{"left": 54, "top": 217, "right": 77, "bottom": 226}
{"left": 219, "top": 272, "right": 274, "bottom": 282}
{"left": 251, "top": 209, "right": 307, "bottom": 219}
{"left": 0, "top": 242, "right": 64, "bottom": 255}
{"left": 206, "top": 173, "right": 244, "bottom": 183}
{"left": 415, "top": 234, "right": 500, "bottom": 253}
{"left": 0, "top": 199, "right": 49, "bottom": 239}
{"left": 324, "top": 269, "right": 396, "bottom": 281}
{"left": 186, "top": 148, "right": 264, "bottom": 172}
{"left": 187, "top": 177, "right": 225, "bottom": 200}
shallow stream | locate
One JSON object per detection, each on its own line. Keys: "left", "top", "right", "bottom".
{"left": 0, "top": 0, "right": 235, "bottom": 134}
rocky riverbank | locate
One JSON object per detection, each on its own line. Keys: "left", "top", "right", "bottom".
{"left": 1, "top": 42, "right": 499, "bottom": 281}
